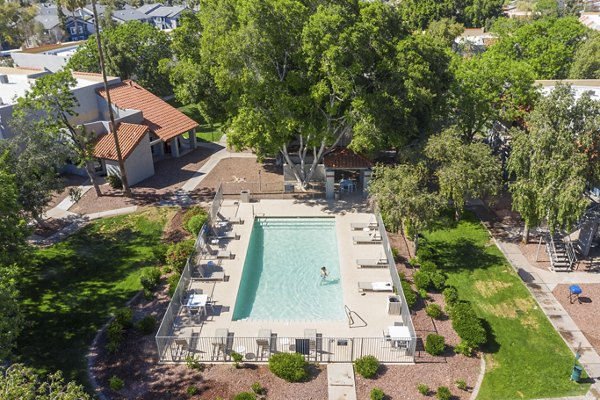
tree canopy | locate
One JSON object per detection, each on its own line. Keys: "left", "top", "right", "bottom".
{"left": 0, "top": 364, "right": 90, "bottom": 400}
{"left": 397, "top": 0, "right": 504, "bottom": 30}
{"left": 570, "top": 32, "right": 600, "bottom": 79}
{"left": 0, "top": 1, "right": 36, "bottom": 50}
{"left": 507, "top": 83, "right": 600, "bottom": 238}
{"left": 66, "top": 21, "right": 172, "bottom": 95}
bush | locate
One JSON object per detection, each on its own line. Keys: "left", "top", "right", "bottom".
{"left": 414, "top": 264, "right": 446, "bottom": 292}
{"left": 167, "top": 273, "right": 181, "bottom": 298}
{"left": 391, "top": 246, "right": 400, "bottom": 261}
{"left": 187, "top": 386, "right": 199, "bottom": 395}
{"left": 187, "top": 214, "right": 207, "bottom": 237}
{"left": 106, "top": 321, "right": 124, "bottom": 352}
{"left": 106, "top": 174, "right": 123, "bottom": 189}
{"left": 443, "top": 286, "right": 459, "bottom": 306}
{"left": 436, "top": 386, "right": 451, "bottom": 400}
{"left": 185, "top": 355, "right": 206, "bottom": 371}
{"left": 354, "top": 355, "right": 380, "bottom": 379}
{"left": 426, "top": 303, "right": 443, "bottom": 319}
{"left": 152, "top": 242, "right": 169, "bottom": 264}
{"left": 416, "top": 245, "right": 436, "bottom": 262}
{"left": 136, "top": 315, "right": 156, "bottom": 335}
{"left": 417, "top": 383, "right": 430, "bottom": 396}
{"left": 251, "top": 382, "right": 265, "bottom": 395}
{"left": 419, "top": 288, "right": 429, "bottom": 300}
{"left": 140, "top": 267, "right": 161, "bottom": 291}
{"left": 400, "top": 276, "right": 417, "bottom": 308}
{"left": 166, "top": 240, "right": 195, "bottom": 273}
{"left": 182, "top": 206, "right": 208, "bottom": 232}
{"left": 455, "top": 379, "right": 467, "bottom": 391}
{"left": 454, "top": 340, "right": 474, "bottom": 356}
{"left": 370, "top": 387, "right": 385, "bottom": 400}
{"left": 114, "top": 307, "right": 133, "bottom": 329}
{"left": 449, "top": 302, "right": 487, "bottom": 347}
{"left": 143, "top": 288, "right": 154, "bottom": 300}
{"left": 233, "top": 392, "right": 256, "bottom": 400}
{"left": 425, "top": 334, "right": 445, "bottom": 356}
{"left": 268, "top": 353, "right": 308, "bottom": 382}
{"left": 109, "top": 375, "right": 124, "bottom": 391}
{"left": 231, "top": 351, "right": 243, "bottom": 368}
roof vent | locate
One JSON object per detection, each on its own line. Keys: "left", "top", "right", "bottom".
{"left": 0, "top": 75, "right": 8, "bottom": 84}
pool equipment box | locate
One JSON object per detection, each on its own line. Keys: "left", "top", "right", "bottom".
{"left": 387, "top": 295, "right": 402, "bottom": 315}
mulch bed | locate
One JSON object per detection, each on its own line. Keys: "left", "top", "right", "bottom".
{"left": 553, "top": 284, "right": 600, "bottom": 354}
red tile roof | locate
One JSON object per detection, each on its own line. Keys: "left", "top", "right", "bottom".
{"left": 323, "top": 147, "right": 372, "bottom": 169}
{"left": 97, "top": 80, "right": 198, "bottom": 141}
{"left": 93, "top": 122, "right": 149, "bottom": 161}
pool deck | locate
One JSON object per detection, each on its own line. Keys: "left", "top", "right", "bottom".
{"left": 173, "top": 199, "right": 408, "bottom": 340}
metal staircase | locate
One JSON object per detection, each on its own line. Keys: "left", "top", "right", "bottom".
{"left": 545, "top": 232, "right": 577, "bottom": 272}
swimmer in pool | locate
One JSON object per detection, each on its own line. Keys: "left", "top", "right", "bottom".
{"left": 320, "top": 266, "right": 329, "bottom": 279}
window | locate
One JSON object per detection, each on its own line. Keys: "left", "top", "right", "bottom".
{"left": 70, "top": 27, "right": 77, "bottom": 34}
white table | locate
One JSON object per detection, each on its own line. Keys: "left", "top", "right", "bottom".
{"left": 186, "top": 294, "right": 208, "bottom": 316}
{"left": 388, "top": 325, "right": 410, "bottom": 348}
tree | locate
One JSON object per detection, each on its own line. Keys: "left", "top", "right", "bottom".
{"left": 451, "top": 51, "right": 538, "bottom": 141}
{"left": 425, "top": 127, "right": 501, "bottom": 218}
{"left": 507, "top": 84, "right": 600, "bottom": 241}
{"left": 0, "top": 1, "right": 36, "bottom": 50}
{"left": 570, "top": 32, "right": 600, "bottom": 79}
{"left": 66, "top": 21, "right": 172, "bottom": 95}
{"left": 397, "top": 0, "right": 503, "bottom": 30}
{"left": 11, "top": 70, "right": 104, "bottom": 200}
{"left": 0, "top": 364, "right": 91, "bottom": 399}
{"left": 488, "top": 17, "right": 589, "bottom": 79}
{"left": 369, "top": 163, "right": 443, "bottom": 254}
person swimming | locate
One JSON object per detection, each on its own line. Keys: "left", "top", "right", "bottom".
{"left": 320, "top": 266, "right": 329, "bottom": 279}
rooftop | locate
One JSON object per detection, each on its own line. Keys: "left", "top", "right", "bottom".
{"left": 536, "top": 79, "right": 600, "bottom": 101}
{"left": 323, "top": 148, "right": 372, "bottom": 170}
{"left": 97, "top": 80, "right": 198, "bottom": 141}
{"left": 18, "top": 41, "right": 84, "bottom": 55}
{"left": 580, "top": 12, "right": 600, "bottom": 31}
{"left": 93, "top": 122, "right": 149, "bottom": 160}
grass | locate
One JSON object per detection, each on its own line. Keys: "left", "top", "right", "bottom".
{"left": 17, "top": 207, "right": 175, "bottom": 387}
{"left": 419, "top": 213, "right": 589, "bottom": 399}
{"left": 167, "top": 99, "right": 224, "bottom": 142}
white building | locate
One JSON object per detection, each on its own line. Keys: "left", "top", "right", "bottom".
{"left": 10, "top": 42, "right": 83, "bottom": 72}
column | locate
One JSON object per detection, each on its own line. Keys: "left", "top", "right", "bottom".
{"left": 326, "top": 169, "right": 335, "bottom": 200}
{"left": 171, "top": 136, "right": 180, "bottom": 158}
{"left": 189, "top": 128, "right": 197, "bottom": 149}
{"left": 363, "top": 169, "right": 372, "bottom": 198}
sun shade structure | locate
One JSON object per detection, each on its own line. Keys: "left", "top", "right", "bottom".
{"left": 323, "top": 147, "right": 373, "bottom": 200}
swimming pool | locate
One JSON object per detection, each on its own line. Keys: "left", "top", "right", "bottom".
{"left": 232, "top": 217, "right": 345, "bottom": 321}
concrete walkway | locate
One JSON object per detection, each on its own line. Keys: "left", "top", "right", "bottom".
{"left": 470, "top": 204, "right": 600, "bottom": 399}
{"left": 327, "top": 363, "right": 357, "bottom": 400}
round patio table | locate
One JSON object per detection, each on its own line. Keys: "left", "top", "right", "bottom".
{"left": 569, "top": 284, "right": 582, "bottom": 304}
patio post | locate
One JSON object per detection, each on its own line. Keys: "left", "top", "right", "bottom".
{"left": 189, "top": 128, "right": 197, "bottom": 149}
{"left": 171, "top": 136, "right": 180, "bottom": 158}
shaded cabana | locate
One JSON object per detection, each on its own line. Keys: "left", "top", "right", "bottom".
{"left": 323, "top": 147, "right": 372, "bottom": 200}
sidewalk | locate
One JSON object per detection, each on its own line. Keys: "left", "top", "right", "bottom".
{"left": 469, "top": 204, "right": 600, "bottom": 399}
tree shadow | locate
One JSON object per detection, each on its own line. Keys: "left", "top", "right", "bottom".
{"left": 481, "top": 319, "right": 500, "bottom": 354}
{"left": 422, "top": 238, "right": 505, "bottom": 274}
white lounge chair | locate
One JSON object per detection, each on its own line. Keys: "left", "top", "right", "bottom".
{"left": 206, "top": 244, "right": 233, "bottom": 259}
{"left": 256, "top": 329, "right": 272, "bottom": 360}
{"left": 353, "top": 233, "right": 382, "bottom": 244}
{"left": 355, "top": 258, "right": 388, "bottom": 268}
{"left": 196, "top": 263, "right": 225, "bottom": 281}
{"left": 351, "top": 221, "right": 378, "bottom": 230}
{"left": 358, "top": 281, "right": 393, "bottom": 292}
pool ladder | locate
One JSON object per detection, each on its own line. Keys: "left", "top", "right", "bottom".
{"left": 344, "top": 305, "right": 367, "bottom": 328}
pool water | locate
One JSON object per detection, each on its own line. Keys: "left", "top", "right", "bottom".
{"left": 232, "top": 218, "right": 345, "bottom": 321}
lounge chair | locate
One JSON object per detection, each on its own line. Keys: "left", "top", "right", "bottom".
{"left": 357, "top": 281, "right": 393, "bottom": 292}
{"left": 196, "top": 262, "right": 226, "bottom": 281}
{"left": 212, "top": 328, "right": 229, "bottom": 360}
{"left": 256, "top": 329, "right": 272, "bottom": 360}
{"left": 304, "top": 329, "right": 317, "bottom": 356}
{"left": 355, "top": 258, "right": 388, "bottom": 268}
{"left": 206, "top": 244, "right": 233, "bottom": 259}
{"left": 351, "top": 221, "right": 378, "bottom": 230}
{"left": 217, "top": 213, "right": 244, "bottom": 225}
{"left": 208, "top": 231, "right": 240, "bottom": 241}
{"left": 352, "top": 233, "right": 382, "bottom": 244}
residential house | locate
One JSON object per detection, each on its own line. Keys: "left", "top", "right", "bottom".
{"left": 35, "top": 4, "right": 93, "bottom": 42}
{"left": 10, "top": 42, "right": 83, "bottom": 72}
{"left": 137, "top": 4, "right": 188, "bottom": 30}
{"left": 453, "top": 28, "right": 497, "bottom": 56}
{"left": 580, "top": 12, "right": 600, "bottom": 31}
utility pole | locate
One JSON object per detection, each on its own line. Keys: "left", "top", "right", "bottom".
{"left": 90, "top": 0, "right": 132, "bottom": 197}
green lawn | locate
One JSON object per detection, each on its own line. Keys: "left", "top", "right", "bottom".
{"left": 17, "top": 208, "right": 174, "bottom": 386}
{"left": 420, "top": 213, "right": 589, "bottom": 399}
{"left": 167, "top": 99, "right": 224, "bottom": 142}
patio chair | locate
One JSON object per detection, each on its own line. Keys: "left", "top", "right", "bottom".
{"left": 350, "top": 221, "right": 378, "bottom": 230}
{"left": 256, "top": 329, "right": 272, "bottom": 360}
{"left": 206, "top": 244, "right": 233, "bottom": 259}
{"left": 197, "top": 263, "right": 226, "bottom": 281}
{"left": 357, "top": 281, "right": 393, "bottom": 292}
{"left": 304, "top": 329, "right": 317, "bottom": 356}
{"left": 211, "top": 328, "right": 229, "bottom": 360}
{"left": 355, "top": 258, "right": 388, "bottom": 268}
{"left": 352, "top": 233, "right": 382, "bottom": 244}
{"left": 172, "top": 338, "right": 189, "bottom": 360}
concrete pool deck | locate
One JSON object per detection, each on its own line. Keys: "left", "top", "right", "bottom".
{"left": 173, "top": 198, "right": 410, "bottom": 340}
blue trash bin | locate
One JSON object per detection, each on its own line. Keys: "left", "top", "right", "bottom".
{"left": 571, "top": 365, "right": 583, "bottom": 382}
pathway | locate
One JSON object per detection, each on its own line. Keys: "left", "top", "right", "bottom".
{"left": 327, "top": 363, "right": 357, "bottom": 400}
{"left": 469, "top": 203, "right": 600, "bottom": 399}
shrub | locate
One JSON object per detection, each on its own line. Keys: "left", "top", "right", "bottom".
{"left": 143, "top": 288, "right": 154, "bottom": 300}
{"left": 449, "top": 302, "right": 487, "bottom": 347}
{"left": 454, "top": 340, "right": 474, "bottom": 357}
{"left": 391, "top": 246, "right": 400, "bottom": 261}
{"left": 416, "top": 245, "right": 436, "bottom": 262}
{"left": 417, "top": 383, "right": 430, "bottom": 396}
{"left": 268, "top": 353, "right": 308, "bottom": 382}
{"left": 419, "top": 288, "right": 429, "bottom": 300}
{"left": 136, "top": 315, "right": 156, "bottom": 335}
{"left": 414, "top": 265, "right": 446, "bottom": 292}
{"left": 109, "top": 375, "right": 124, "bottom": 391}
{"left": 370, "top": 387, "right": 385, "bottom": 400}
{"left": 443, "top": 286, "right": 459, "bottom": 306}
{"left": 185, "top": 355, "right": 205, "bottom": 371}
{"left": 426, "top": 303, "right": 443, "bottom": 319}
{"left": 182, "top": 206, "right": 208, "bottom": 231}
{"left": 187, "top": 386, "right": 199, "bottom": 395}
{"left": 152, "top": 242, "right": 169, "bottom": 264}
{"left": 114, "top": 307, "right": 133, "bottom": 329}
{"left": 251, "top": 382, "right": 265, "bottom": 395}
{"left": 354, "top": 355, "right": 380, "bottom": 379}
{"left": 400, "top": 277, "right": 417, "bottom": 308}
{"left": 436, "top": 386, "right": 451, "bottom": 400}
{"left": 106, "top": 321, "right": 123, "bottom": 352}
{"left": 140, "top": 267, "right": 161, "bottom": 291}
{"left": 231, "top": 351, "right": 243, "bottom": 368}
{"left": 106, "top": 174, "right": 123, "bottom": 189}
{"left": 425, "top": 334, "right": 445, "bottom": 356}
{"left": 167, "top": 273, "right": 181, "bottom": 298}
{"left": 430, "top": 271, "right": 447, "bottom": 291}
{"left": 233, "top": 392, "right": 256, "bottom": 400}
{"left": 455, "top": 379, "right": 467, "bottom": 391}
{"left": 187, "top": 213, "right": 207, "bottom": 237}
{"left": 166, "top": 240, "right": 195, "bottom": 273}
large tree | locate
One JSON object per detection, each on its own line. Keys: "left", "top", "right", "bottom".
{"left": 0, "top": 364, "right": 90, "bottom": 399}
{"left": 489, "top": 16, "right": 589, "bottom": 79}
{"left": 0, "top": 1, "right": 36, "bottom": 50}
{"left": 570, "top": 32, "right": 600, "bottom": 79}
{"left": 507, "top": 83, "right": 600, "bottom": 241}
{"left": 11, "top": 70, "right": 104, "bottom": 206}
{"left": 200, "top": 0, "right": 453, "bottom": 186}
{"left": 397, "top": 0, "right": 504, "bottom": 30}
{"left": 66, "top": 21, "right": 172, "bottom": 95}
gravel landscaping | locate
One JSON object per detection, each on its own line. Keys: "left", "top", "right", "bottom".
{"left": 553, "top": 283, "right": 600, "bottom": 353}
